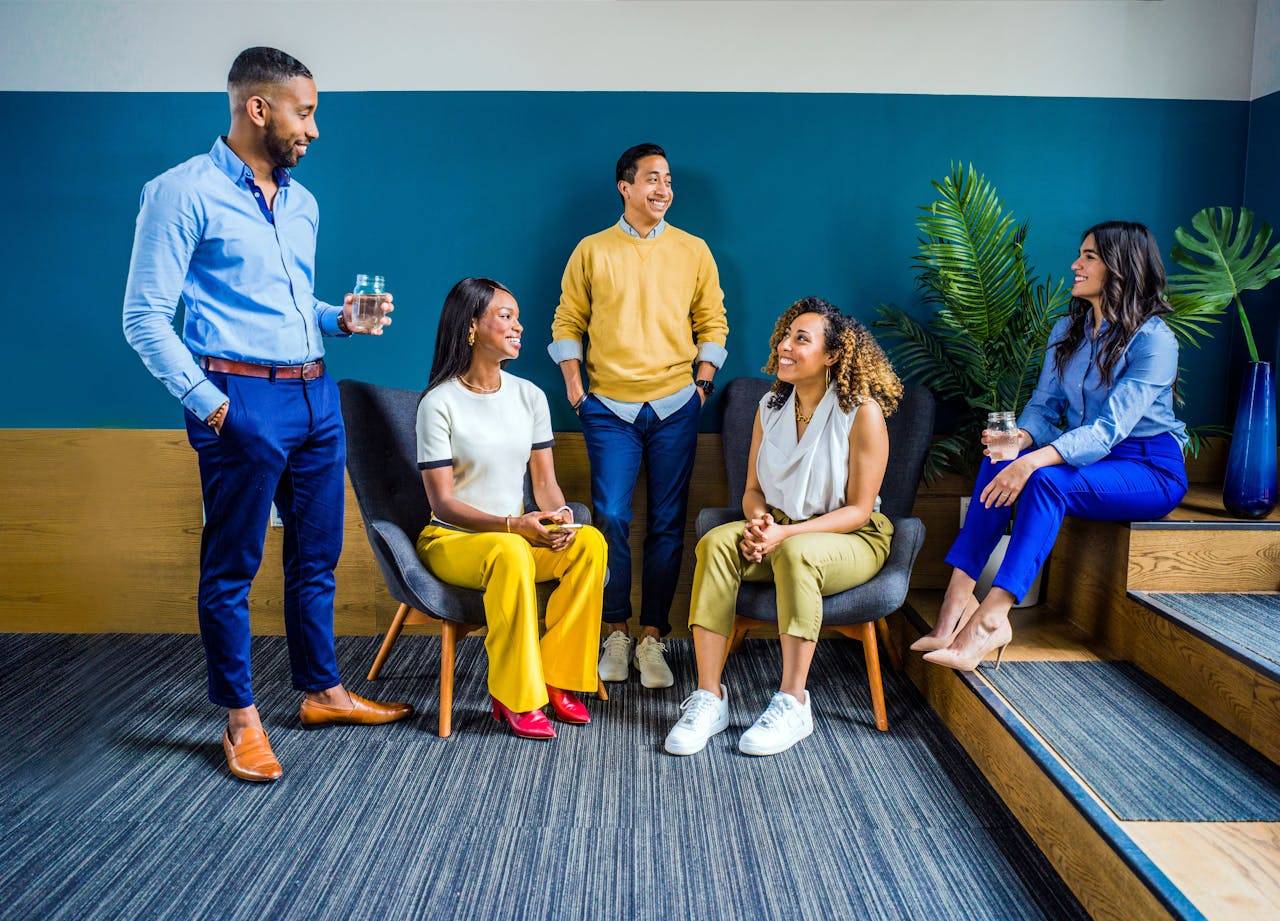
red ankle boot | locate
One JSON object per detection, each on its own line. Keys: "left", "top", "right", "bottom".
{"left": 490, "top": 696, "right": 557, "bottom": 739}
{"left": 546, "top": 686, "right": 590, "bottom": 724}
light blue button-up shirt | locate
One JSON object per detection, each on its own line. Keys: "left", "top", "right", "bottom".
{"left": 123, "top": 137, "right": 347, "bottom": 421}
{"left": 1017, "top": 315, "right": 1188, "bottom": 467}
{"left": 546, "top": 216, "right": 729, "bottom": 423}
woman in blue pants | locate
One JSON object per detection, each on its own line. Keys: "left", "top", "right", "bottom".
{"left": 914, "top": 221, "right": 1189, "bottom": 671}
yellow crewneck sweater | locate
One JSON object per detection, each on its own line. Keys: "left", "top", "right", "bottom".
{"left": 551, "top": 224, "right": 729, "bottom": 403}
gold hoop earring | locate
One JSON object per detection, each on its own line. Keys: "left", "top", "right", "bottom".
{"left": 824, "top": 367, "right": 831, "bottom": 389}
{"left": 468, "top": 330, "right": 476, "bottom": 347}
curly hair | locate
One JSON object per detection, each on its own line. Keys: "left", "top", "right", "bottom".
{"left": 763, "top": 296, "right": 903, "bottom": 416}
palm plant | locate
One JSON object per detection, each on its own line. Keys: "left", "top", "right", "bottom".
{"left": 875, "top": 164, "right": 1069, "bottom": 480}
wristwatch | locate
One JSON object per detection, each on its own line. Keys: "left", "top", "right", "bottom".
{"left": 695, "top": 379, "right": 715, "bottom": 398}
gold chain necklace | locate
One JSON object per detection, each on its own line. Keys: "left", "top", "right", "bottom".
{"left": 794, "top": 396, "right": 813, "bottom": 425}
{"left": 458, "top": 375, "right": 501, "bottom": 394}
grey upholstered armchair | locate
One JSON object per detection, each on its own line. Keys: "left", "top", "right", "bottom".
{"left": 695, "top": 377, "right": 934, "bottom": 731}
{"left": 338, "top": 379, "right": 599, "bottom": 737}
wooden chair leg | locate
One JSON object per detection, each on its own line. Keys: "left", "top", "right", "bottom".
{"left": 439, "top": 620, "right": 459, "bottom": 738}
{"left": 367, "top": 602, "right": 411, "bottom": 680}
{"left": 859, "top": 620, "right": 890, "bottom": 732}
{"left": 724, "top": 616, "right": 767, "bottom": 669}
{"left": 596, "top": 678, "right": 609, "bottom": 701}
{"left": 875, "top": 616, "right": 902, "bottom": 672}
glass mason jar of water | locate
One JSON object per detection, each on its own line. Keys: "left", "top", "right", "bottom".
{"left": 350, "top": 274, "right": 387, "bottom": 334}
{"left": 986, "top": 411, "right": 1020, "bottom": 462}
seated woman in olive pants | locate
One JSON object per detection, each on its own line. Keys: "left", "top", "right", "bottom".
{"left": 664, "top": 296, "right": 902, "bottom": 757}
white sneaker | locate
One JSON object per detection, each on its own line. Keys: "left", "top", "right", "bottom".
{"left": 738, "top": 691, "right": 814, "bottom": 756}
{"left": 664, "top": 686, "right": 730, "bottom": 755}
{"left": 598, "top": 631, "right": 632, "bottom": 682}
{"left": 634, "top": 636, "right": 675, "bottom": 689}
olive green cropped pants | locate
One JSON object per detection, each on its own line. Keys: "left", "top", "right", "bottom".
{"left": 687, "top": 510, "right": 893, "bottom": 642}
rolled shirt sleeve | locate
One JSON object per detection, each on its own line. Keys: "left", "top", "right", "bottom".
{"left": 1050, "top": 322, "right": 1180, "bottom": 467}
{"left": 696, "top": 340, "right": 729, "bottom": 368}
{"left": 122, "top": 177, "right": 228, "bottom": 422}
{"left": 547, "top": 338, "right": 584, "bottom": 364}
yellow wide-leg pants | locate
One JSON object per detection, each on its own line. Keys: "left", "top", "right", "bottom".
{"left": 688, "top": 512, "right": 894, "bottom": 642}
{"left": 415, "top": 524, "right": 607, "bottom": 712}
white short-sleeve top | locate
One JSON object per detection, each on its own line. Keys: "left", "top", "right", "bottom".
{"left": 416, "top": 372, "right": 555, "bottom": 519}
{"left": 756, "top": 385, "right": 881, "bottom": 522}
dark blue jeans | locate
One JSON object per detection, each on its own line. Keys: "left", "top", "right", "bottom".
{"left": 946, "top": 432, "right": 1188, "bottom": 603}
{"left": 579, "top": 391, "right": 701, "bottom": 635}
{"left": 184, "top": 370, "right": 345, "bottom": 708}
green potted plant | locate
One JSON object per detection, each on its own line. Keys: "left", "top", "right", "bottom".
{"left": 1169, "top": 207, "right": 1280, "bottom": 518}
{"left": 875, "top": 163, "right": 1068, "bottom": 604}
{"left": 875, "top": 163, "right": 1068, "bottom": 484}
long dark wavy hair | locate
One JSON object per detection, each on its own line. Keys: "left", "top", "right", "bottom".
{"left": 763, "top": 296, "right": 903, "bottom": 416}
{"left": 424, "top": 277, "right": 512, "bottom": 395}
{"left": 1052, "top": 221, "right": 1171, "bottom": 387}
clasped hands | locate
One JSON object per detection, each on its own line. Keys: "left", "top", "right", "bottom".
{"left": 512, "top": 507, "right": 576, "bottom": 551}
{"left": 739, "top": 513, "right": 789, "bottom": 563}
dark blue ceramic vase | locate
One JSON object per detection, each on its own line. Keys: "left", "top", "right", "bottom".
{"left": 1223, "top": 361, "right": 1277, "bottom": 519}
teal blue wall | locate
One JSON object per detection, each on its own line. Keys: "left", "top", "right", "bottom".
{"left": 1243, "top": 89, "right": 1280, "bottom": 368}
{"left": 0, "top": 91, "right": 1248, "bottom": 431}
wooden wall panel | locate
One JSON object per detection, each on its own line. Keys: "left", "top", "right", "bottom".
{"left": 0, "top": 430, "right": 1235, "bottom": 636}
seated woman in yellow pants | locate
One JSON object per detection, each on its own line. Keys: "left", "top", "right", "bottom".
{"left": 415, "top": 277, "right": 607, "bottom": 740}
{"left": 664, "top": 296, "right": 902, "bottom": 757}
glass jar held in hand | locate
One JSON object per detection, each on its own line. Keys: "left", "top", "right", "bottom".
{"left": 349, "top": 274, "right": 392, "bottom": 334}
{"left": 984, "top": 411, "right": 1022, "bottom": 462}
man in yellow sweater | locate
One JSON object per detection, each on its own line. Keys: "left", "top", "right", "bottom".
{"left": 549, "top": 143, "right": 729, "bottom": 689}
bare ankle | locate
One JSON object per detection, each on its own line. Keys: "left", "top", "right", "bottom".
{"left": 306, "top": 684, "right": 351, "bottom": 707}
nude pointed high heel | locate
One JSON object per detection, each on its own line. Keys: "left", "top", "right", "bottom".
{"left": 921, "top": 621, "right": 1013, "bottom": 673}
{"left": 910, "top": 596, "right": 980, "bottom": 653}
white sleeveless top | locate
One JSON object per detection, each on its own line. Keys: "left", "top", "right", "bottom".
{"left": 756, "top": 386, "right": 882, "bottom": 522}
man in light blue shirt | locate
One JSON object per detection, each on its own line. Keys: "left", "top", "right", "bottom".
{"left": 123, "top": 47, "right": 411, "bottom": 783}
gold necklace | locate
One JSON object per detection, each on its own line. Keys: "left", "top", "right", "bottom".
{"left": 458, "top": 374, "right": 501, "bottom": 394}
{"left": 794, "top": 395, "right": 813, "bottom": 425}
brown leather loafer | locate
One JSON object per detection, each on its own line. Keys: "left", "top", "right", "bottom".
{"left": 299, "top": 692, "right": 414, "bottom": 727}
{"left": 222, "top": 727, "right": 282, "bottom": 782}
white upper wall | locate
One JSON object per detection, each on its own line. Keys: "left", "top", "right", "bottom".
{"left": 0, "top": 0, "right": 1262, "bottom": 100}
{"left": 1255, "top": 0, "right": 1280, "bottom": 98}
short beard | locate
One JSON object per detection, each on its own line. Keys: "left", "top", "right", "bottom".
{"left": 264, "top": 128, "right": 299, "bottom": 169}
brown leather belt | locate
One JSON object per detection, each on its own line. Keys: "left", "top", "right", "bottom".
{"left": 202, "top": 357, "right": 325, "bottom": 381}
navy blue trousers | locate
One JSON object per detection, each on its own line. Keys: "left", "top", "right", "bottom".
{"left": 579, "top": 392, "right": 701, "bottom": 635}
{"left": 184, "top": 370, "right": 344, "bottom": 708}
{"left": 946, "top": 433, "right": 1188, "bottom": 603}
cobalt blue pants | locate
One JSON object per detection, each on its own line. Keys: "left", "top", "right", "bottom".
{"left": 945, "top": 433, "right": 1188, "bottom": 603}
{"left": 184, "top": 370, "right": 344, "bottom": 708}
{"left": 578, "top": 391, "right": 701, "bottom": 635}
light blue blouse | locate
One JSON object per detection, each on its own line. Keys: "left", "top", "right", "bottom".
{"left": 1017, "top": 315, "right": 1188, "bottom": 467}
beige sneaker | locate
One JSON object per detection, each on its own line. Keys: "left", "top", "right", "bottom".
{"left": 634, "top": 636, "right": 675, "bottom": 689}
{"left": 598, "top": 631, "right": 632, "bottom": 682}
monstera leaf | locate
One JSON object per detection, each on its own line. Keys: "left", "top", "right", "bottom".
{"left": 1170, "top": 207, "right": 1280, "bottom": 363}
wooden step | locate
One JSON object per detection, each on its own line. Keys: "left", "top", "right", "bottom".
{"left": 1046, "top": 488, "right": 1280, "bottom": 764}
{"left": 897, "top": 592, "right": 1280, "bottom": 921}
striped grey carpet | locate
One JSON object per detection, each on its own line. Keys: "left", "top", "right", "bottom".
{"left": 985, "top": 660, "right": 1280, "bottom": 822}
{"left": 1147, "top": 592, "right": 1280, "bottom": 669}
{"left": 0, "top": 634, "right": 1085, "bottom": 921}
